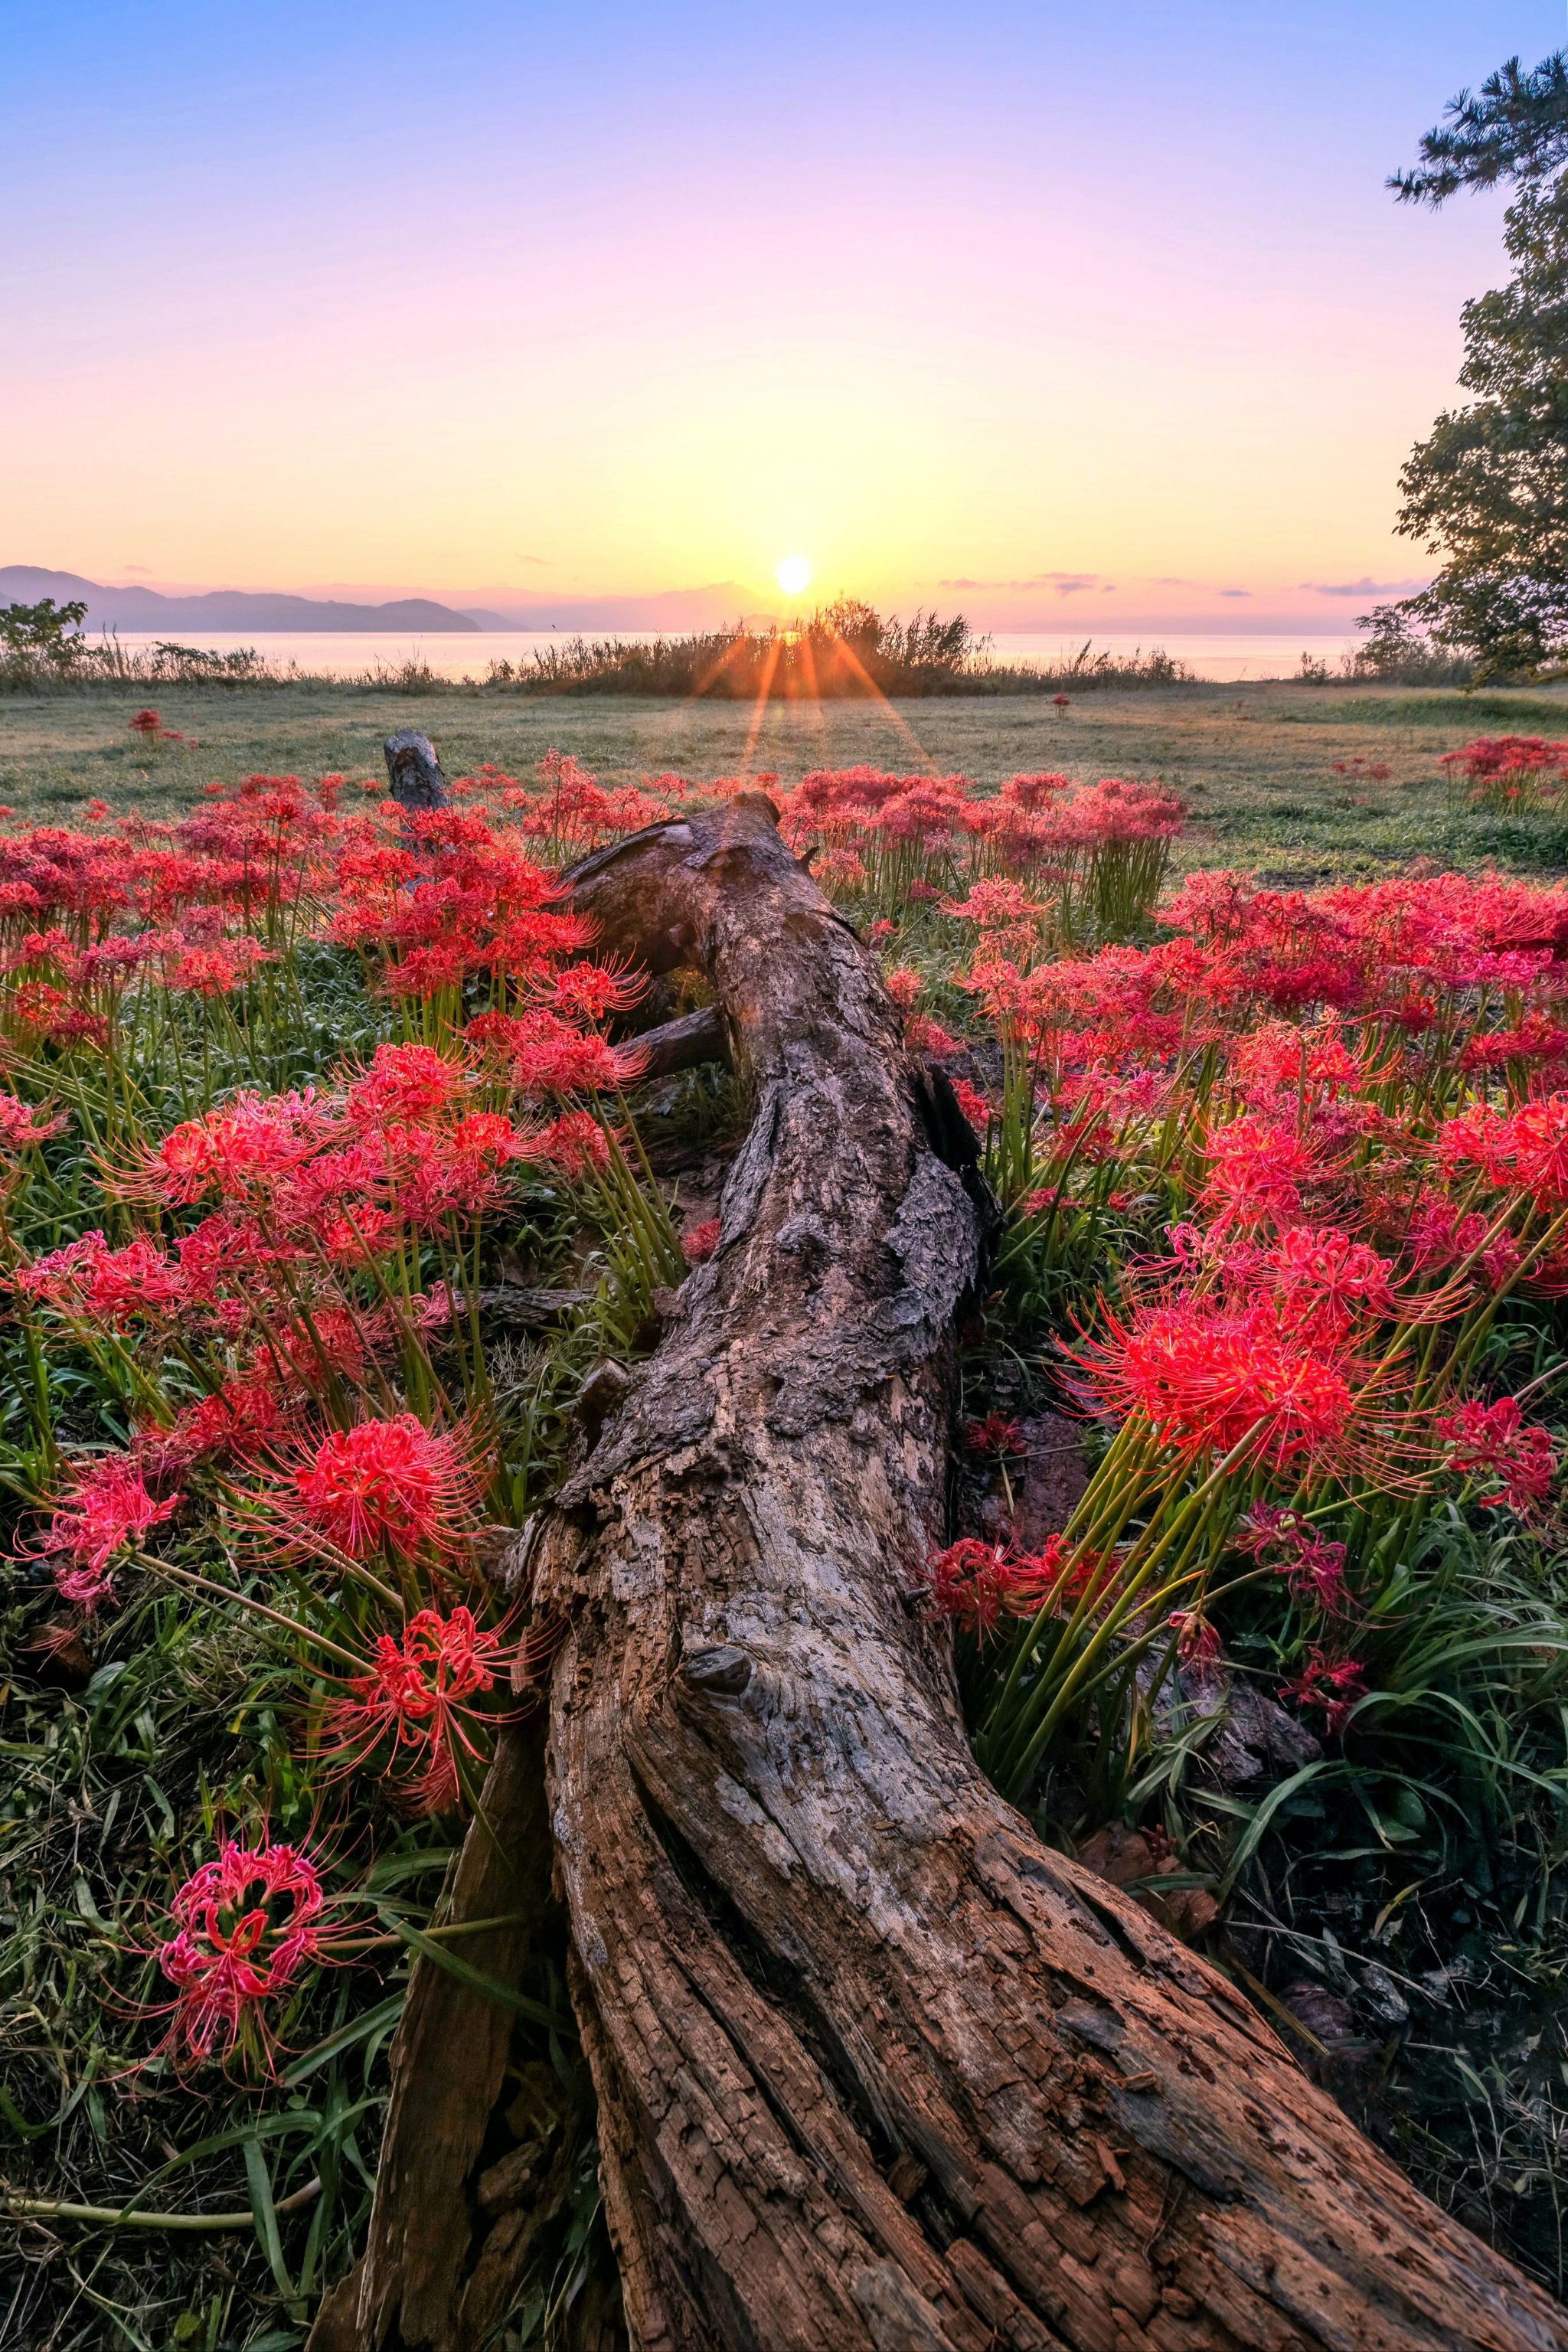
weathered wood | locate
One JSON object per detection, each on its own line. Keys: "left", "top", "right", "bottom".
{"left": 466, "top": 1284, "right": 594, "bottom": 1330}
{"left": 536, "top": 798, "right": 1567, "bottom": 2352}
{"left": 624, "top": 1000, "right": 731, "bottom": 1081}
{"left": 384, "top": 729, "right": 451, "bottom": 812}
{"left": 336, "top": 795, "right": 1568, "bottom": 2352}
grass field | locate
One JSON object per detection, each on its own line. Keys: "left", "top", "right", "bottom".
{"left": 8, "top": 678, "right": 1568, "bottom": 877}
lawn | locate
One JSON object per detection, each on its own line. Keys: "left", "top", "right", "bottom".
{"left": 8, "top": 677, "right": 1568, "bottom": 879}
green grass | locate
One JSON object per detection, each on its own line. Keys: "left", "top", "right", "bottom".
{"left": 8, "top": 676, "right": 1568, "bottom": 883}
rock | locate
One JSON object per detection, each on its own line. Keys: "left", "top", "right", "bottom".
{"left": 1181, "top": 1667, "right": 1322, "bottom": 1787}
{"left": 1279, "top": 1978, "right": 1357, "bottom": 2047}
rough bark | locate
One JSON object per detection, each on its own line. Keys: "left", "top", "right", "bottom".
{"left": 334, "top": 795, "right": 1568, "bottom": 2352}
{"left": 384, "top": 730, "right": 451, "bottom": 812}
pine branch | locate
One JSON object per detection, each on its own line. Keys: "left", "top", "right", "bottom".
{"left": 1392, "top": 52, "right": 1568, "bottom": 206}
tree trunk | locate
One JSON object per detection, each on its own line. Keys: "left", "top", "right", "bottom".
{"left": 328, "top": 795, "right": 1568, "bottom": 2352}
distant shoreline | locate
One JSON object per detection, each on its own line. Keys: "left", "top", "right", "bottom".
{"left": 73, "top": 627, "right": 1369, "bottom": 687}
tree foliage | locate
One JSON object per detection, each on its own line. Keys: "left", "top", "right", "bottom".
{"left": 1396, "top": 184, "right": 1568, "bottom": 676}
{"left": 1392, "top": 51, "right": 1568, "bottom": 207}
{"left": 0, "top": 597, "right": 89, "bottom": 675}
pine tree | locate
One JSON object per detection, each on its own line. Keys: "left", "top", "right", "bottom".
{"left": 1396, "top": 181, "right": 1568, "bottom": 675}
{"left": 1384, "top": 53, "right": 1568, "bottom": 676}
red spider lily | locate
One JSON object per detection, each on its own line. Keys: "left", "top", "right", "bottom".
{"left": 465, "top": 1008, "right": 639, "bottom": 1096}
{"left": 322, "top": 1606, "right": 503, "bottom": 1813}
{"left": 1462, "top": 1014, "right": 1568, "bottom": 1079}
{"left": 157, "top": 1837, "right": 324, "bottom": 2062}
{"left": 884, "top": 967, "right": 923, "bottom": 1011}
{"left": 149, "top": 1376, "right": 285, "bottom": 1473}
{"left": 942, "top": 877, "right": 1048, "bottom": 958}
{"left": 906, "top": 1013, "right": 959, "bottom": 1057}
{"left": 281, "top": 1414, "right": 481, "bottom": 1563}
{"left": 1168, "top": 1609, "right": 1221, "bottom": 1665}
{"left": 1241, "top": 1506, "right": 1349, "bottom": 1612}
{"left": 924, "top": 1534, "right": 1093, "bottom": 1638}
{"left": 1405, "top": 1200, "right": 1524, "bottom": 1295}
{"left": 682, "top": 1218, "right": 721, "bottom": 1263}
{"left": 18, "top": 1229, "right": 186, "bottom": 1327}
{"left": 545, "top": 960, "right": 648, "bottom": 1021}
{"left": 1280, "top": 1647, "right": 1367, "bottom": 1737}
{"left": 120, "top": 1089, "right": 335, "bottom": 1207}
{"left": 35, "top": 1453, "right": 182, "bottom": 1614}
{"left": 949, "top": 1076, "right": 993, "bottom": 1132}
{"left": 1230, "top": 1018, "right": 1370, "bottom": 1106}
{"left": 925, "top": 1539, "right": 1024, "bottom": 1636}
{"left": 160, "top": 938, "right": 273, "bottom": 997}
{"left": 1439, "top": 1095, "right": 1568, "bottom": 1213}
{"left": 1440, "top": 736, "right": 1568, "bottom": 811}
{"left": 962, "top": 1413, "right": 1024, "bottom": 1457}
{"left": 1439, "top": 1396, "right": 1556, "bottom": 1513}
{"left": 1264, "top": 1226, "right": 1400, "bottom": 1342}
{"left": 7, "top": 980, "right": 110, "bottom": 1052}
{"left": 524, "top": 1109, "right": 612, "bottom": 1180}
{"left": 1068, "top": 1296, "right": 1357, "bottom": 1473}
{"left": 129, "top": 709, "right": 163, "bottom": 739}
{"left": 175, "top": 1212, "right": 298, "bottom": 1303}
{"left": 344, "top": 1040, "right": 472, "bottom": 1128}
{"left": 0, "top": 1094, "right": 66, "bottom": 1153}
{"left": 1200, "top": 1114, "right": 1321, "bottom": 1228}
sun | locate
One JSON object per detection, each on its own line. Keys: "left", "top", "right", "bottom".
{"left": 776, "top": 554, "right": 811, "bottom": 599}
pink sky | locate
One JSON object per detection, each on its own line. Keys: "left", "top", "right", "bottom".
{"left": 6, "top": 2, "right": 1558, "bottom": 633}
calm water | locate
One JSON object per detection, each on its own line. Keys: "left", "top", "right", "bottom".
{"left": 106, "top": 629, "right": 1361, "bottom": 687}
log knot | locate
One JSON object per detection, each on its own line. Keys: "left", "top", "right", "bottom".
{"left": 681, "top": 1643, "right": 754, "bottom": 1700}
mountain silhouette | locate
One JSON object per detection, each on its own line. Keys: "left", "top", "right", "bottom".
{"left": 0, "top": 567, "right": 479, "bottom": 632}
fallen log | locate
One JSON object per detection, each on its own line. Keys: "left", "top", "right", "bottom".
{"left": 325, "top": 794, "right": 1567, "bottom": 2352}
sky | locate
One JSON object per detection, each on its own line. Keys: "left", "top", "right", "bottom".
{"left": 5, "top": 2, "right": 1566, "bottom": 632}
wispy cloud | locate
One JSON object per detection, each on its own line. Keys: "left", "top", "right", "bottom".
{"left": 1219, "top": 587, "right": 1250, "bottom": 598}
{"left": 1300, "top": 576, "right": 1427, "bottom": 598}
{"left": 939, "top": 571, "right": 1109, "bottom": 594}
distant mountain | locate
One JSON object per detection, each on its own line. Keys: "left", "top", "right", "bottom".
{"left": 0, "top": 567, "right": 480, "bottom": 633}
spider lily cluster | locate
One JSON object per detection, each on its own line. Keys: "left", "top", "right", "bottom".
{"left": 1442, "top": 733, "right": 1568, "bottom": 814}
{"left": 0, "top": 763, "right": 694, "bottom": 2061}
{"left": 904, "top": 863, "right": 1568, "bottom": 1833}
{"left": 774, "top": 764, "right": 1185, "bottom": 942}
{"left": 8, "top": 750, "right": 1568, "bottom": 2080}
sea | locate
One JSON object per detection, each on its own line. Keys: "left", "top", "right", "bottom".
{"left": 103, "top": 630, "right": 1362, "bottom": 687}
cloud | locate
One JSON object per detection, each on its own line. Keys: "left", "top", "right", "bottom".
{"left": 939, "top": 570, "right": 1107, "bottom": 593}
{"left": 1300, "top": 576, "right": 1427, "bottom": 597}
{"left": 120, "top": 564, "right": 152, "bottom": 576}
{"left": 1220, "top": 587, "right": 1250, "bottom": 598}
